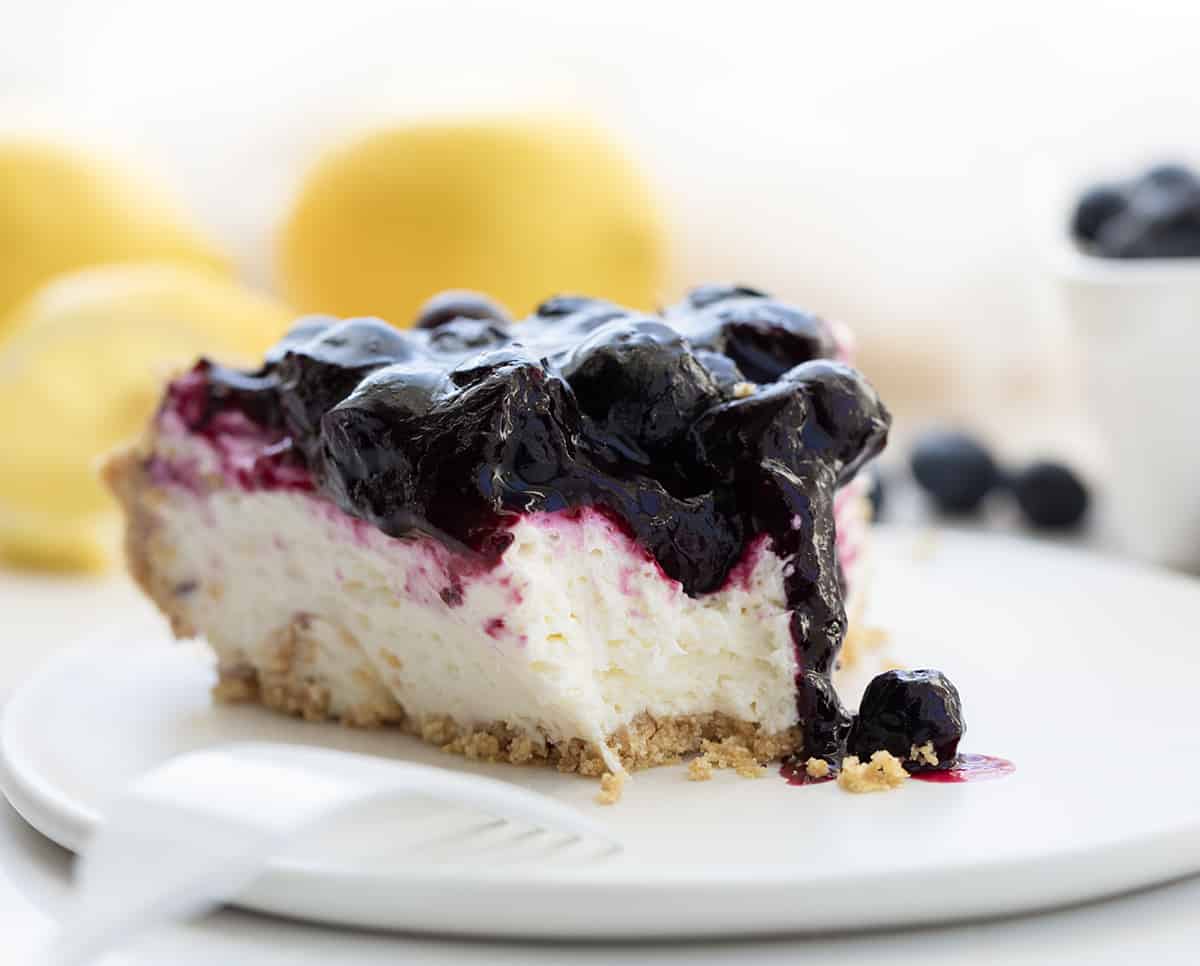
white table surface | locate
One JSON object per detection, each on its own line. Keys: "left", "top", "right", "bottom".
{"left": 2, "top": 555, "right": 1198, "bottom": 964}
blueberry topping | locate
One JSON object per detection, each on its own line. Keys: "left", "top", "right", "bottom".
{"left": 178, "top": 286, "right": 893, "bottom": 760}
{"left": 847, "top": 669, "right": 965, "bottom": 772}
{"left": 264, "top": 315, "right": 337, "bottom": 365}
{"left": 910, "top": 429, "right": 1000, "bottom": 514}
{"left": 414, "top": 290, "right": 511, "bottom": 330}
{"left": 784, "top": 361, "right": 890, "bottom": 484}
{"left": 560, "top": 318, "right": 721, "bottom": 462}
{"left": 685, "top": 283, "right": 769, "bottom": 310}
{"left": 535, "top": 294, "right": 609, "bottom": 318}
{"left": 276, "top": 317, "right": 414, "bottom": 460}
{"left": 1012, "top": 461, "right": 1089, "bottom": 529}
{"left": 425, "top": 317, "right": 511, "bottom": 354}
{"left": 681, "top": 297, "right": 836, "bottom": 384}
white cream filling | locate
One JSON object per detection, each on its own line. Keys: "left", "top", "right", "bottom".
{"left": 151, "top": 431, "right": 807, "bottom": 774}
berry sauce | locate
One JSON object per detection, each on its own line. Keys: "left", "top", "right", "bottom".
{"left": 159, "top": 286, "right": 892, "bottom": 762}
{"left": 779, "top": 759, "right": 836, "bottom": 786}
{"left": 909, "top": 754, "right": 1015, "bottom": 784}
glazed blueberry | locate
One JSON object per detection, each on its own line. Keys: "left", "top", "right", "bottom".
{"left": 685, "top": 298, "right": 836, "bottom": 383}
{"left": 534, "top": 294, "right": 610, "bottom": 318}
{"left": 784, "top": 360, "right": 890, "bottom": 483}
{"left": 693, "top": 349, "right": 746, "bottom": 393}
{"left": 847, "top": 669, "right": 964, "bottom": 771}
{"left": 1071, "top": 184, "right": 1127, "bottom": 244}
{"left": 263, "top": 315, "right": 337, "bottom": 365}
{"left": 1012, "top": 461, "right": 1089, "bottom": 529}
{"left": 685, "top": 283, "right": 769, "bottom": 310}
{"left": 414, "top": 290, "right": 511, "bottom": 330}
{"left": 275, "top": 318, "right": 414, "bottom": 458}
{"left": 425, "top": 318, "right": 511, "bottom": 354}
{"left": 560, "top": 318, "right": 720, "bottom": 460}
{"left": 910, "top": 430, "right": 1000, "bottom": 514}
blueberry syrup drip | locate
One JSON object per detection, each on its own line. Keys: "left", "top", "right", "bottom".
{"left": 167, "top": 286, "right": 892, "bottom": 761}
{"left": 909, "top": 753, "right": 1014, "bottom": 783}
{"left": 779, "top": 759, "right": 836, "bottom": 786}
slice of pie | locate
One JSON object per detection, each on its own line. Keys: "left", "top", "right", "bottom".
{"left": 105, "top": 285, "right": 890, "bottom": 778}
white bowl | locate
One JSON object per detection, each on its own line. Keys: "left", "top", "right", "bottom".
{"left": 1050, "top": 218, "right": 1200, "bottom": 572}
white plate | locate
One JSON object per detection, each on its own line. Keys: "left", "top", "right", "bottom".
{"left": 3, "top": 527, "right": 1200, "bottom": 939}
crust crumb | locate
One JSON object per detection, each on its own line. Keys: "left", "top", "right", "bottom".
{"left": 732, "top": 381, "right": 758, "bottom": 398}
{"left": 838, "top": 751, "right": 907, "bottom": 793}
{"left": 420, "top": 714, "right": 460, "bottom": 746}
{"left": 687, "top": 757, "right": 714, "bottom": 781}
{"left": 910, "top": 741, "right": 939, "bottom": 768}
{"left": 211, "top": 668, "right": 258, "bottom": 703}
{"left": 596, "top": 771, "right": 626, "bottom": 805}
{"left": 804, "top": 757, "right": 830, "bottom": 779}
{"left": 697, "top": 736, "right": 767, "bottom": 778}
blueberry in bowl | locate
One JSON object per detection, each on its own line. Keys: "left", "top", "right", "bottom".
{"left": 1071, "top": 162, "right": 1200, "bottom": 259}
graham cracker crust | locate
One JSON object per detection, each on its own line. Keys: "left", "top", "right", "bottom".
{"left": 213, "top": 662, "right": 801, "bottom": 777}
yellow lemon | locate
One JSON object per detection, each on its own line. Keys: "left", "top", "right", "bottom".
{"left": 0, "top": 264, "right": 294, "bottom": 571}
{"left": 279, "top": 116, "right": 666, "bottom": 324}
{"left": 0, "top": 137, "right": 229, "bottom": 342}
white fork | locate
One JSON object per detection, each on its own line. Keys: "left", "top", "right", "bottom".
{"left": 46, "top": 742, "right": 619, "bottom": 965}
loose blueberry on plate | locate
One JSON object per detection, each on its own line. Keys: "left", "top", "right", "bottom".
{"left": 1012, "top": 461, "right": 1089, "bottom": 530}
{"left": 847, "top": 669, "right": 965, "bottom": 771}
{"left": 910, "top": 429, "right": 1000, "bottom": 514}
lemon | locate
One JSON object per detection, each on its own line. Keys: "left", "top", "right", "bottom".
{"left": 0, "top": 264, "right": 294, "bottom": 571}
{"left": 279, "top": 116, "right": 666, "bottom": 324}
{"left": 0, "top": 137, "right": 228, "bottom": 342}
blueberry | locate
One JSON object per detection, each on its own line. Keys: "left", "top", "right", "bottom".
{"left": 534, "top": 294, "right": 609, "bottom": 318}
{"left": 684, "top": 283, "right": 769, "bottom": 310}
{"left": 1095, "top": 171, "right": 1200, "bottom": 258}
{"left": 784, "top": 360, "right": 890, "bottom": 484}
{"left": 560, "top": 318, "right": 720, "bottom": 460}
{"left": 689, "top": 381, "right": 810, "bottom": 484}
{"left": 683, "top": 298, "right": 835, "bottom": 383}
{"left": 847, "top": 669, "right": 964, "bottom": 771}
{"left": 414, "top": 290, "right": 510, "bottom": 330}
{"left": 1071, "top": 184, "right": 1127, "bottom": 244}
{"left": 1012, "top": 461, "right": 1089, "bottom": 529}
{"left": 693, "top": 349, "right": 746, "bottom": 394}
{"left": 910, "top": 430, "right": 999, "bottom": 514}
{"left": 264, "top": 315, "right": 337, "bottom": 366}
{"left": 275, "top": 318, "right": 415, "bottom": 458}
{"left": 425, "top": 317, "right": 511, "bottom": 354}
